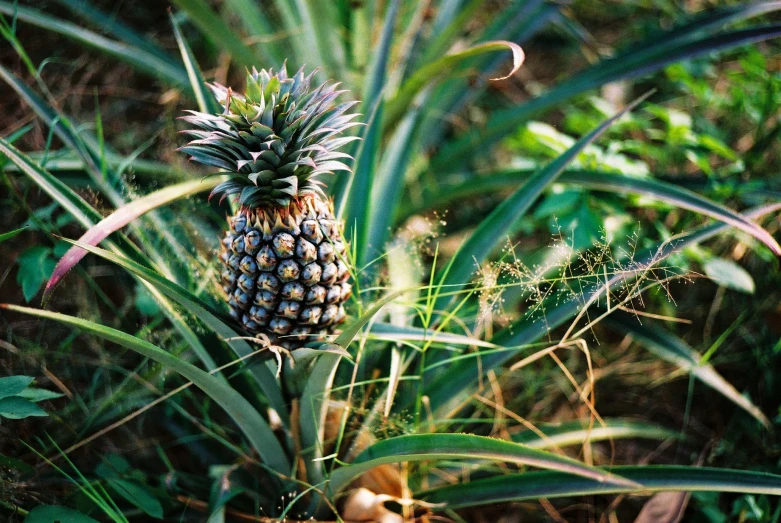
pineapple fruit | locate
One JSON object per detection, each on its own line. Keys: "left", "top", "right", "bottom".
{"left": 180, "top": 66, "right": 360, "bottom": 347}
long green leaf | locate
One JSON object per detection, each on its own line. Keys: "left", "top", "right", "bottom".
{"left": 365, "top": 94, "right": 425, "bottom": 264}
{"left": 169, "top": 0, "right": 259, "bottom": 69}
{"left": 423, "top": 202, "right": 781, "bottom": 417}
{"left": 512, "top": 418, "right": 680, "bottom": 449}
{"left": 221, "top": 0, "right": 283, "bottom": 67}
{"left": 0, "top": 2, "right": 188, "bottom": 88}
{"left": 292, "top": 0, "right": 345, "bottom": 79}
{"left": 335, "top": 95, "right": 380, "bottom": 267}
{"left": 45, "top": 179, "right": 219, "bottom": 300}
{"left": 334, "top": 288, "right": 409, "bottom": 348}
{"left": 385, "top": 40, "right": 524, "bottom": 128}
{"left": 1, "top": 304, "right": 291, "bottom": 475}
{"left": 328, "top": 433, "right": 636, "bottom": 494}
{"left": 401, "top": 169, "right": 781, "bottom": 256}
{"left": 0, "top": 138, "right": 220, "bottom": 377}
{"left": 432, "top": 22, "right": 781, "bottom": 173}
{"left": 299, "top": 352, "right": 343, "bottom": 491}
{"left": 54, "top": 0, "right": 174, "bottom": 59}
{"left": 368, "top": 322, "right": 497, "bottom": 349}
{"left": 361, "top": 0, "right": 398, "bottom": 106}
{"left": 434, "top": 95, "right": 651, "bottom": 312}
{"left": 55, "top": 239, "right": 289, "bottom": 425}
{"left": 418, "top": 466, "right": 781, "bottom": 509}
{"left": 0, "top": 226, "right": 27, "bottom": 243}
{"left": 170, "top": 12, "right": 221, "bottom": 114}
{"left": 603, "top": 311, "right": 770, "bottom": 427}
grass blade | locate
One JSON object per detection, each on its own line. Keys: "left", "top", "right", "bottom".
{"left": 1, "top": 304, "right": 291, "bottom": 475}
{"left": 0, "top": 226, "right": 27, "bottom": 243}
{"left": 328, "top": 433, "right": 637, "bottom": 494}
{"left": 418, "top": 466, "right": 781, "bottom": 509}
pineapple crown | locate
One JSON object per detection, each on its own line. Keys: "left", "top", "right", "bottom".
{"left": 180, "top": 66, "right": 361, "bottom": 208}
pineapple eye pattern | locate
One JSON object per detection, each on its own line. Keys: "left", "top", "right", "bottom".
{"left": 219, "top": 209, "right": 350, "bottom": 347}
{"left": 181, "top": 66, "right": 359, "bottom": 348}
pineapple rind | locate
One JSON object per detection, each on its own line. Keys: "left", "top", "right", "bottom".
{"left": 220, "top": 199, "right": 352, "bottom": 348}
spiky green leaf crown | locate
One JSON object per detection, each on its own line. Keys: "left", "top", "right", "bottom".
{"left": 181, "top": 66, "right": 361, "bottom": 208}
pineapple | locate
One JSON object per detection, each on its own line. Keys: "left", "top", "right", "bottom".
{"left": 180, "top": 66, "right": 360, "bottom": 348}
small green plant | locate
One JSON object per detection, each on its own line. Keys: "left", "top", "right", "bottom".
{"left": 2, "top": 1, "right": 781, "bottom": 521}
{"left": 0, "top": 375, "right": 62, "bottom": 421}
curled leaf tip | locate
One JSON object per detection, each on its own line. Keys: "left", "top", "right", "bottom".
{"left": 488, "top": 41, "right": 526, "bottom": 81}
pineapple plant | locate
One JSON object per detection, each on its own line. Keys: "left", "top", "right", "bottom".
{"left": 180, "top": 66, "right": 359, "bottom": 347}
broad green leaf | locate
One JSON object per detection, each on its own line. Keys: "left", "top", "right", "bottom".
{"left": 401, "top": 169, "right": 781, "bottom": 257}
{"left": 512, "top": 418, "right": 680, "bottom": 449}
{"left": 361, "top": 0, "right": 398, "bottom": 107}
{"left": 423, "top": 202, "right": 781, "bottom": 417}
{"left": 329, "top": 433, "right": 636, "bottom": 495}
{"left": 170, "top": 12, "right": 221, "bottom": 114}
{"left": 337, "top": 97, "right": 382, "bottom": 268}
{"left": 16, "top": 246, "right": 56, "bottom": 302}
{"left": 368, "top": 322, "right": 497, "bottom": 349}
{"left": 108, "top": 479, "right": 163, "bottom": 519}
{"left": 44, "top": 178, "right": 218, "bottom": 300}
{"left": 386, "top": 40, "right": 524, "bottom": 128}
{"left": 703, "top": 257, "right": 755, "bottom": 294}
{"left": 0, "top": 396, "right": 48, "bottom": 419}
{"left": 24, "top": 505, "right": 100, "bottom": 523}
{"left": 365, "top": 96, "right": 425, "bottom": 265}
{"left": 169, "top": 0, "right": 259, "bottom": 69}
{"left": 0, "top": 2, "right": 188, "bottom": 88}
{"left": 0, "top": 375, "right": 34, "bottom": 399}
{"left": 0, "top": 452, "right": 33, "bottom": 472}
{"left": 16, "top": 387, "right": 65, "bottom": 402}
{"left": 53, "top": 239, "right": 289, "bottom": 425}
{"left": 1, "top": 304, "right": 291, "bottom": 475}
{"left": 299, "top": 352, "right": 344, "bottom": 490}
{"left": 434, "top": 95, "right": 651, "bottom": 312}
{"left": 0, "top": 226, "right": 27, "bottom": 243}
{"left": 603, "top": 311, "right": 769, "bottom": 427}
{"left": 418, "top": 466, "right": 781, "bottom": 509}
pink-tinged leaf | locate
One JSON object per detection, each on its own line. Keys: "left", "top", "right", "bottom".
{"left": 44, "top": 178, "right": 219, "bottom": 301}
